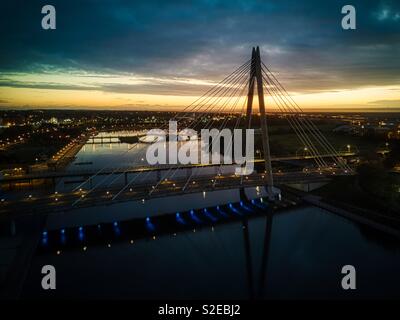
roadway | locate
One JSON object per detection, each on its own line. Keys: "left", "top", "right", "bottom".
{"left": 0, "top": 171, "right": 335, "bottom": 217}
{"left": 0, "top": 153, "right": 355, "bottom": 184}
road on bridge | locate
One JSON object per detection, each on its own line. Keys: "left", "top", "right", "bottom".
{"left": 0, "top": 171, "right": 336, "bottom": 217}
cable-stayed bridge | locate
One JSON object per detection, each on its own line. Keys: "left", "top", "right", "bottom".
{"left": 1, "top": 47, "right": 353, "bottom": 213}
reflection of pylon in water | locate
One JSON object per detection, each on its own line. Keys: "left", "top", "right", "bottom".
{"left": 245, "top": 46, "right": 275, "bottom": 199}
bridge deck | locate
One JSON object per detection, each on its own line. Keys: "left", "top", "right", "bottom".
{"left": 1, "top": 153, "right": 355, "bottom": 183}
{"left": 0, "top": 172, "right": 333, "bottom": 217}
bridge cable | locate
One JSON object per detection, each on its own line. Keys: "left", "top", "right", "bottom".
{"left": 261, "top": 63, "right": 352, "bottom": 172}
{"left": 179, "top": 75, "right": 250, "bottom": 193}
{"left": 261, "top": 66, "right": 346, "bottom": 170}
{"left": 71, "top": 59, "right": 252, "bottom": 194}
{"left": 100, "top": 60, "right": 253, "bottom": 192}
{"left": 261, "top": 74, "right": 328, "bottom": 169}
{"left": 148, "top": 65, "right": 251, "bottom": 197}
{"left": 110, "top": 62, "right": 252, "bottom": 201}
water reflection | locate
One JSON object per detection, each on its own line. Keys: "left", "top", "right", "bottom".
{"left": 59, "top": 130, "right": 234, "bottom": 193}
{"left": 242, "top": 219, "right": 254, "bottom": 298}
{"left": 258, "top": 212, "right": 273, "bottom": 298}
{"left": 22, "top": 198, "right": 400, "bottom": 299}
{"left": 20, "top": 131, "right": 400, "bottom": 299}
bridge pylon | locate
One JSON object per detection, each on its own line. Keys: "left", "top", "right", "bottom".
{"left": 246, "top": 46, "right": 275, "bottom": 199}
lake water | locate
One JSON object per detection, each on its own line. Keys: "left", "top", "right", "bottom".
{"left": 58, "top": 131, "right": 234, "bottom": 192}
{"left": 20, "top": 131, "right": 400, "bottom": 299}
{"left": 22, "top": 195, "right": 400, "bottom": 299}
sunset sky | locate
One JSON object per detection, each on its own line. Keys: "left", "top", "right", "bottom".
{"left": 1, "top": 0, "right": 400, "bottom": 111}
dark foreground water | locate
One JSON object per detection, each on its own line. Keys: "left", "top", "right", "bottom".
{"left": 22, "top": 204, "right": 400, "bottom": 299}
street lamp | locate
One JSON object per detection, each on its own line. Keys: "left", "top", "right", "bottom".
{"left": 296, "top": 146, "right": 308, "bottom": 157}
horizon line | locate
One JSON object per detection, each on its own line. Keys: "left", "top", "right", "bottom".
{"left": 1, "top": 107, "right": 400, "bottom": 113}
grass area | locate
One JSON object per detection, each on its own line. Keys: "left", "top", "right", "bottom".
{"left": 313, "top": 176, "right": 380, "bottom": 210}
{"left": 313, "top": 173, "right": 400, "bottom": 215}
{"left": 258, "top": 132, "right": 381, "bottom": 156}
{"left": 254, "top": 121, "right": 383, "bottom": 156}
{"left": 0, "top": 139, "right": 66, "bottom": 169}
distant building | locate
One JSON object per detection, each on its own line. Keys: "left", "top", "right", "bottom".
{"left": 48, "top": 117, "right": 58, "bottom": 124}
{"left": 62, "top": 118, "right": 72, "bottom": 124}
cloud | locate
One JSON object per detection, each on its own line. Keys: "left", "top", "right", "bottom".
{"left": 0, "top": 0, "right": 400, "bottom": 95}
{"left": 0, "top": 74, "right": 222, "bottom": 96}
{"left": 368, "top": 99, "right": 400, "bottom": 107}
{"left": 0, "top": 79, "right": 96, "bottom": 91}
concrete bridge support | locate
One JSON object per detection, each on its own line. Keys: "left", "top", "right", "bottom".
{"left": 246, "top": 46, "right": 274, "bottom": 200}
